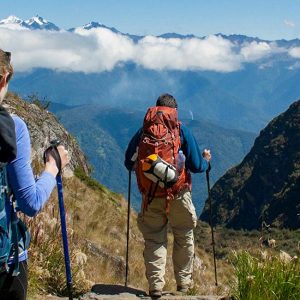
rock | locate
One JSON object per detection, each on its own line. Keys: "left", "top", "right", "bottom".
{"left": 3, "top": 92, "right": 89, "bottom": 176}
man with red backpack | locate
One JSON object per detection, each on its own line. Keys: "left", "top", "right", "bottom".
{"left": 125, "top": 94, "right": 211, "bottom": 297}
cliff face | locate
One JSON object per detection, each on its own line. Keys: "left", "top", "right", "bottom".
{"left": 200, "top": 100, "right": 300, "bottom": 230}
{"left": 3, "top": 92, "right": 89, "bottom": 176}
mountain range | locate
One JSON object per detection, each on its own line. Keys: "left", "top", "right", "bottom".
{"left": 1, "top": 15, "right": 300, "bottom": 45}
{"left": 200, "top": 99, "right": 300, "bottom": 229}
{"left": 0, "top": 15, "right": 60, "bottom": 31}
{"left": 1, "top": 15, "right": 299, "bottom": 132}
{"left": 2, "top": 14, "right": 300, "bottom": 214}
{"left": 53, "top": 104, "right": 256, "bottom": 211}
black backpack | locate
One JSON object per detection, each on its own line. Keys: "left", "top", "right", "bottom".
{"left": 0, "top": 105, "right": 17, "bottom": 163}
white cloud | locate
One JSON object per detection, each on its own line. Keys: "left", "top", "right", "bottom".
{"left": 240, "top": 41, "right": 273, "bottom": 62}
{"left": 289, "top": 47, "right": 300, "bottom": 58}
{"left": 135, "top": 35, "right": 241, "bottom": 72}
{"left": 284, "top": 20, "right": 295, "bottom": 28}
{"left": 0, "top": 27, "right": 286, "bottom": 73}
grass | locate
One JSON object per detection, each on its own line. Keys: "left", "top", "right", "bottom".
{"left": 74, "top": 166, "right": 107, "bottom": 193}
{"left": 231, "top": 250, "right": 300, "bottom": 300}
{"left": 23, "top": 164, "right": 300, "bottom": 299}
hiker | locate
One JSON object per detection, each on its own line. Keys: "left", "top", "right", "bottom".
{"left": 125, "top": 94, "right": 211, "bottom": 297}
{"left": 0, "top": 49, "right": 69, "bottom": 300}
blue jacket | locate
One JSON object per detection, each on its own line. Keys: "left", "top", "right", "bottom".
{"left": 6, "top": 116, "right": 56, "bottom": 263}
{"left": 125, "top": 124, "right": 208, "bottom": 173}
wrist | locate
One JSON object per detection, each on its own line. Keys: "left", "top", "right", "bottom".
{"left": 45, "top": 161, "right": 59, "bottom": 177}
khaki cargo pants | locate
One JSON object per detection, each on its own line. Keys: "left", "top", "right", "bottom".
{"left": 137, "top": 189, "right": 197, "bottom": 291}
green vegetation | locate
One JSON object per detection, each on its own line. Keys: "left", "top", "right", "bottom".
{"left": 200, "top": 100, "right": 300, "bottom": 230}
{"left": 74, "top": 167, "right": 107, "bottom": 193}
{"left": 232, "top": 250, "right": 300, "bottom": 300}
{"left": 26, "top": 93, "right": 51, "bottom": 110}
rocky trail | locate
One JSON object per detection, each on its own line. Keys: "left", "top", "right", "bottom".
{"left": 32, "top": 284, "right": 229, "bottom": 300}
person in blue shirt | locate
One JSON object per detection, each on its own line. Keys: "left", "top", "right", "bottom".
{"left": 0, "top": 49, "right": 69, "bottom": 300}
{"left": 125, "top": 94, "right": 211, "bottom": 297}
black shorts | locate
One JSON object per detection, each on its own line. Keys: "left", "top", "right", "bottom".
{"left": 0, "top": 260, "right": 28, "bottom": 300}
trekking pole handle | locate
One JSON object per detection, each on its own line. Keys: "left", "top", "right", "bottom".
{"left": 43, "top": 140, "right": 62, "bottom": 175}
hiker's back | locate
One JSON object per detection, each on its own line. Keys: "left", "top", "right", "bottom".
{"left": 136, "top": 106, "right": 189, "bottom": 199}
{"left": 124, "top": 93, "right": 212, "bottom": 297}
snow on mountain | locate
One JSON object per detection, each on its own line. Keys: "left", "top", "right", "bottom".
{"left": 69, "top": 21, "right": 143, "bottom": 42}
{"left": 25, "top": 15, "right": 60, "bottom": 31}
{"left": 0, "top": 15, "right": 60, "bottom": 31}
{"left": 1, "top": 14, "right": 300, "bottom": 48}
{"left": 0, "top": 15, "right": 30, "bottom": 30}
{"left": 69, "top": 21, "right": 119, "bottom": 33}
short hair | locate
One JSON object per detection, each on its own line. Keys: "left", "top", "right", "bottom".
{"left": 0, "top": 49, "right": 13, "bottom": 83}
{"left": 156, "top": 93, "right": 178, "bottom": 109}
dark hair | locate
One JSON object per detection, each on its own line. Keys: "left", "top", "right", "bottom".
{"left": 0, "top": 50, "right": 13, "bottom": 83}
{"left": 156, "top": 93, "right": 178, "bottom": 109}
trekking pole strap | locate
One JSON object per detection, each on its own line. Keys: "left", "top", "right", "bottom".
{"left": 43, "top": 140, "right": 62, "bottom": 175}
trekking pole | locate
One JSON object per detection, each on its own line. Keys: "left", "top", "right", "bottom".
{"left": 125, "top": 170, "right": 132, "bottom": 287}
{"left": 44, "top": 140, "right": 73, "bottom": 300}
{"left": 206, "top": 163, "right": 218, "bottom": 286}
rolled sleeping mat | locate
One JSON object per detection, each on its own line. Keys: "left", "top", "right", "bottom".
{"left": 142, "top": 154, "right": 178, "bottom": 188}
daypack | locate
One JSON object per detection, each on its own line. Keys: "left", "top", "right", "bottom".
{"left": 0, "top": 109, "right": 29, "bottom": 276}
{"left": 0, "top": 106, "right": 17, "bottom": 163}
{"left": 136, "top": 106, "right": 189, "bottom": 204}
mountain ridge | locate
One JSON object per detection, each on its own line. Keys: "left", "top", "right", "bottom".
{"left": 1, "top": 14, "right": 300, "bottom": 44}
{"left": 0, "top": 15, "right": 60, "bottom": 31}
{"left": 200, "top": 99, "right": 300, "bottom": 229}
{"left": 54, "top": 104, "right": 256, "bottom": 211}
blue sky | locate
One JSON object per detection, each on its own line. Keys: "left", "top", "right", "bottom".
{"left": 0, "top": 0, "right": 299, "bottom": 40}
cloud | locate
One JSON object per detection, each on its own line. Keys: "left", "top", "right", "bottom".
{"left": 135, "top": 35, "right": 241, "bottom": 72}
{"left": 284, "top": 20, "right": 295, "bottom": 28}
{"left": 0, "top": 27, "right": 285, "bottom": 73}
{"left": 289, "top": 47, "right": 300, "bottom": 58}
{"left": 240, "top": 41, "right": 273, "bottom": 62}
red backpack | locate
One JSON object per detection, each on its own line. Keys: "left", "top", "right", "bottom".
{"left": 135, "top": 106, "right": 190, "bottom": 207}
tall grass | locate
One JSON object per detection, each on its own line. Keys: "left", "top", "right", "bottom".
{"left": 26, "top": 204, "right": 90, "bottom": 297}
{"left": 231, "top": 250, "right": 300, "bottom": 300}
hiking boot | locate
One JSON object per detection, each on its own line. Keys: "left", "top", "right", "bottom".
{"left": 149, "top": 290, "right": 162, "bottom": 298}
{"left": 177, "top": 285, "right": 189, "bottom": 294}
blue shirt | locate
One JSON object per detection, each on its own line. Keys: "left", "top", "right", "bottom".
{"left": 6, "top": 116, "right": 56, "bottom": 262}
{"left": 124, "top": 124, "right": 208, "bottom": 173}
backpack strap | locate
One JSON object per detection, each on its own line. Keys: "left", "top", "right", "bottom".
{"left": 6, "top": 165, "right": 20, "bottom": 276}
{"left": 10, "top": 197, "right": 19, "bottom": 276}
{"left": 0, "top": 166, "right": 20, "bottom": 276}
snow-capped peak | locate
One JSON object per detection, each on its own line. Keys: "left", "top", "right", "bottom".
{"left": 83, "top": 21, "right": 104, "bottom": 30}
{"left": 25, "top": 15, "right": 60, "bottom": 31}
{"left": 26, "top": 15, "right": 48, "bottom": 26}
{"left": 0, "top": 15, "right": 30, "bottom": 30}
{"left": 0, "top": 15, "right": 60, "bottom": 31}
{"left": 0, "top": 15, "right": 23, "bottom": 24}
